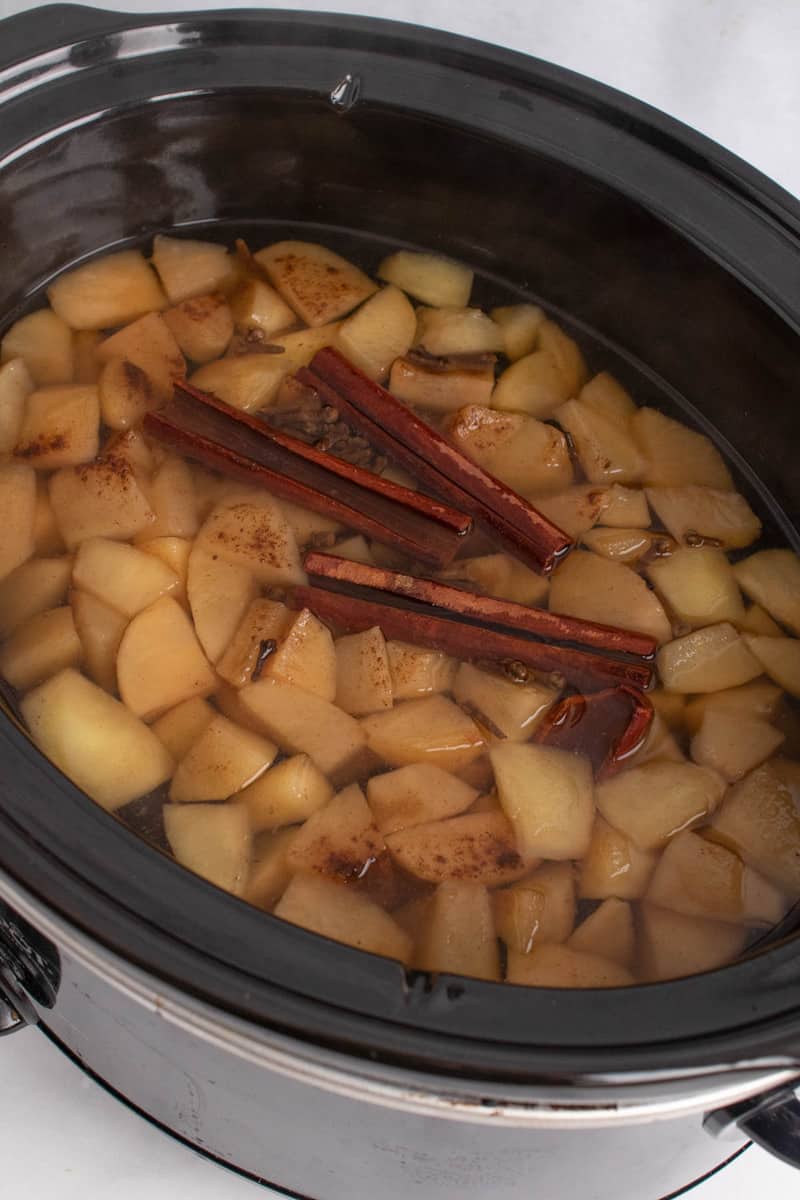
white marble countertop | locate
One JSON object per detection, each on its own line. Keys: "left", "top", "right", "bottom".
{"left": 0, "top": 1, "right": 798, "bottom": 1198}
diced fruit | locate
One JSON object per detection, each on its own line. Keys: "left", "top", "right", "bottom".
{"left": 743, "top": 636, "right": 800, "bottom": 698}
{"left": 506, "top": 944, "right": 633, "bottom": 988}
{"left": 0, "top": 463, "right": 36, "bottom": 580}
{"left": 239, "top": 678, "right": 367, "bottom": 779}
{"left": 447, "top": 406, "right": 572, "bottom": 496}
{"left": 274, "top": 872, "right": 412, "bottom": 962}
{"left": 529, "top": 485, "right": 611, "bottom": 539}
{"left": 72, "top": 330, "right": 101, "bottom": 382}
{"left": 490, "top": 304, "right": 545, "bottom": 361}
{"left": 170, "top": 714, "right": 277, "bottom": 802}
{"left": 117, "top": 595, "right": 215, "bottom": 720}
{"left": 337, "top": 285, "right": 416, "bottom": 380}
{"left": 493, "top": 862, "right": 575, "bottom": 953}
{"left": 738, "top": 605, "right": 782, "bottom": 637}
{"left": 279, "top": 497, "right": 341, "bottom": 547}
{"left": 633, "top": 408, "right": 733, "bottom": 489}
{"left": 415, "top": 307, "right": 504, "bottom": 356}
{"left": 266, "top": 608, "right": 336, "bottom": 701}
{"left": 711, "top": 760, "right": 800, "bottom": 896}
{"left": 416, "top": 882, "right": 500, "bottom": 980}
{"left": 537, "top": 320, "right": 588, "bottom": 396}
{"left": 240, "top": 753, "right": 334, "bottom": 832}
{"left": 285, "top": 784, "right": 384, "bottom": 878}
{"left": 733, "top": 550, "right": 800, "bottom": 635}
{"left": 690, "top": 708, "right": 784, "bottom": 781}
{"left": 96, "top": 312, "right": 185, "bottom": 402}
{"left": 646, "top": 485, "right": 760, "bottom": 550}
{"left": 567, "top": 898, "right": 635, "bottom": 967}
{"left": 657, "top": 623, "right": 762, "bottom": 692}
{"left": 163, "top": 293, "right": 234, "bottom": 363}
{"left": 439, "top": 553, "right": 550, "bottom": 606}
{"left": 190, "top": 353, "right": 288, "bottom": 411}
{"left": 362, "top": 695, "right": 484, "bottom": 772}
{"left": 596, "top": 760, "right": 725, "bottom": 851}
{"left": 638, "top": 903, "right": 747, "bottom": 982}
{"left": 151, "top": 234, "right": 235, "bottom": 304}
{"left": 229, "top": 278, "right": 296, "bottom": 338}
{"left": 21, "top": 668, "right": 173, "bottom": 810}
{"left": 581, "top": 527, "right": 665, "bottom": 565}
{"left": 491, "top": 351, "right": 572, "bottom": 418}
{"left": 73, "top": 537, "right": 179, "bottom": 617}
{"left": 103, "top": 427, "right": 155, "bottom": 478}
{"left": 601, "top": 484, "right": 651, "bottom": 528}
{"left": 163, "top": 802, "right": 250, "bottom": 894}
{"left": 48, "top": 250, "right": 166, "bottom": 329}
{"left": 647, "top": 547, "right": 745, "bottom": 628}
{"left": 0, "top": 359, "right": 34, "bottom": 454}
{"left": 385, "top": 810, "right": 525, "bottom": 885}
{"left": 649, "top": 689, "right": 687, "bottom": 731}
{"left": 0, "top": 557, "right": 72, "bottom": 639}
{"left": 491, "top": 743, "right": 594, "bottom": 860}
{"left": 1, "top": 310, "right": 73, "bottom": 386}
{"left": 196, "top": 493, "right": 304, "bottom": 586}
{"left": 98, "top": 358, "right": 158, "bottom": 430}
{"left": 335, "top": 626, "right": 393, "bottom": 715}
{"left": 453, "top": 662, "right": 556, "bottom": 742}
{"left": 14, "top": 384, "right": 99, "bottom": 469}
{"left": 555, "top": 398, "right": 645, "bottom": 484}
{"left": 243, "top": 827, "right": 298, "bottom": 908}
{"left": 215, "top": 598, "right": 291, "bottom": 688}
{"left": 366, "top": 763, "right": 477, "bottom": 834}
{"left": 631, "top": 711, "right": 685, "bottom": 766}
{"left": 186, "top": 545, "right": 258, "bottom": 663}
{"left": 256, "top": 241, "right": 377, "bottom": 326}
{"left": 549, "top": 549, "right": 672, "bottom": 644}
{"left": 388, "top": 357, "right": 494, "bottom": 413}
{"left": 140, "top": 455, "right": 198, "bottom": 541}
{"left": 151, "top": 696, "right": 215, "bottom": 761}
{"left": 0, "top": 606, "right": 81, "bottom": 690}
{"left": 683, "top": 680, "right": 782, "bottom": 736}
{"left": 578, "top": 815, "right": 659, "bottom": 900}
{"left": 70, "top": 590, "right": 128, "bottom": 693}
{"left": 377, "top": 250, "right": 472, "bottom": 308}
{"left": 646, "top": 830, "right": 786, "bottom": 926}
{"left": 49, "top": 458, "right": 155, "bottom": 548}
{"left": 578, "top": 372, "right": 637, "bottom": 425}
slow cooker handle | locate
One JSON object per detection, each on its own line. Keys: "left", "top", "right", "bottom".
{"left": 705, "top": 1082, "right": 800, "bottom": 1170}
{"left": 0, "top": 964, "right": 37, "bottom": 1036}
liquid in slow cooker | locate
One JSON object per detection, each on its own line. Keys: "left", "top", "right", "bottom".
{"left": 1, "top": 233, "right": 798, "bottom": 989}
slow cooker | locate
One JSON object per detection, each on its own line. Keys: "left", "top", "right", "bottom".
{"left": 1, "top": 8, "right": 799, "bottom": 1198}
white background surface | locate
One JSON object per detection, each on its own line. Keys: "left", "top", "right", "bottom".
{"left": 1, "top": 1, "right": 799, "bottom": 1197}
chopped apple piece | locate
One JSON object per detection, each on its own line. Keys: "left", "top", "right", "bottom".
{"left": 138, "top": 455, "right": 198, "bottom": 541}
{"left": 415, "top": 306, "right": 504, "bottom": 356}
{"left": 555, "top": 398, "right": 645, "bottom": 484}
{"left": 0, "top": 557, "right": 72, "bottom": 639}
{"left": 190, "top": 353, "right": 288, "bottom": 411}
{"left": 70, "top": 589, "right": 128, "bottom": 693}
{"left": 285, "top": 783, "right": 384, "bottom": 878}
{"left": 256, "top": 241, "right": 377, "bottom": 326}
{"left": 631, "top": 711, "right": 685, "bottom": 765}
{"left": 647, "top": 830, "right": 786, "bottom": 926}
{"left": 683, "top": 679, "right": 782, "bottom": 736}
{"left": 743, "top": 635, "right": 800, "bottom": 698}
{"left": 0, "top": 606, "right": 81, "bottom": 690}
{"left": 103, "top": 428, "right": 155, "bottom": 478}
{"left": 239, "top": 678, "right": 367, "bottom": 779}
{"left": 278, "top": 497, "right": 341, "bottom": 547}
{"left": 529, "top": 485, "right": 611, "bottom": 539}
{"left": 186, "top": 544, "right": 258, "bottom": 664}
{"left": 334, "top": 626, "right": 393, "bottom": 716}
{"left": 0, "top": 359, "right": 34, "bottom": 454}
{"left": 21, "top": 668, "right": 173, "bottom": 810}
{"left": 646, "top": 485, "right": 760, "bottom": 550}
{"left": 538, "top": 320, "right": 589, "bottom": 396}
{"left": 638, "top": 903, "right": 747, "bottom": 982}
{"left": 490, "top": 303, "right": 545, "bottom": 361}
{"left": 138, "top": 537, "right": 191, "bottom": 605}
{"left": 493, "top": 862, "right": 575, "bottom": 953}
{"left": 578, "top": 372, "right": 637, "bottom": 425}
{"left": 377, "top": 250, "right": 471, "bottom": 308}
{"left": 385, "top": 640, "right": 457, "bottom": 700}
{"left": 417, "top": 882, "right": 500, "bottom": 980}
{"left": 98, "top": 357, "right": 158, "bottom": 430}
{"left": 363, "top": 695, "right": 484, "bottom": 772}
{"left": 691, "top": 708, "right": 784, "bottom": 781}
{"left": 388, "top": 357, "right": 494, "bottom": 413}
{"left": 633, "top": 408, "right": 733, "bottom": 489}
{"left": 567, "top": 898, "right": 635, "bottom": 967}
{"left": 337, "top": 285, "right": 416, "bottom": 380}
{"left": 596, "top": 760, "right": 726, "bottom": 851}
{"left": 366, "top": 763, "right": 477, "bottom": 834}
{"left": 229, "top": 278, "right": 296, "bottom": 338}
{"left": 601, "top": 484, "right": 651, "bottom": 527}
{"left": 240, "top": 753, "right": 333, "bottom": 832}
{"left": 215, "top": 598, "right": 291, "bottom": 688}
{"left": 649, "top": 689, "right": 687, "bottom": 731}
{"left": 163, "top": 292, "right": 234, "bottom": 364}
{"left": 196, "top": 493, "right": 303, "bottom": 587}
{"left": 48, "top": 250, "right": 166, "bottom": 329}
{"left": 447, "top": 406, "right": 572, "bottom": 496}
{"left": 453, "top": 662, "right": 556, "bottom": 742}
{"left": 72, "top": 330, "right": 102, "bottom": 383}
{"left": 170, "top": 714, "right": 277, "bottom": 802}
{"left": 549, "top": 549, "right": 672, "bottom": 644}
{"left": 733, "top": 550, "right": 800, "bottom": 635}
{"left": 73, "top": 537, "right": 179, "bottom": 617}
{"left": 266, "top": 608, "right": 336, "bottom": 701}
{"left": 579, "top": 815, "right": 658, "bottom": 900}
{"left": 647, "top": 547, "right": 745, "bottom": 628}
{"left": 491, "top": 743, "right": 594, "bottom": 860}
{"left": 244, "top": 827, "right": 298, "bottom": 909}
{"left": 163, "top": 802, "right": 250, "bottom": 895}
{"left": 506, "top": 944, "right": 633, "bottom": 987}
{"left": 151, "top": 696, "right": 215, "bottom": 761}
{"left": 439, "top": 553, "right": 550, "bottom": 606}
{"left": 151, "top": 234, "right": 235, "bottom": 304}
{"left": 711, "top": 760, "right": 800, "bottom": 896}
{"left": 0, "top": 463, "right": 36, "bottom": 580}
{"left": 96, "top": 312, "right": 185, "bottom": 402}
{"left": 14, "top": 384, "right": 99, "bottom": 469}
{"left": 386, "top": 810, "right": 525, "bottom": 885}
{"left": 49, "top": 458, "right": 155, "bottom": 548}
{"left": 491, "top": 350, "right": 572, "bottom": 418}
{"left": 274, "top": 872, "right": 412, "bottom": 962}
{"left": 1, "top": 309, "right": 74, "bottom": 386}
{"left": 581, "top": 527, "right": 665, "bottom": 565}
{"left": 738, "top": 605, "right": 783, "bottom": 637}
{"left": 657, "top": 623, "right": 762, "bottom": 693}
{"left": 117, "top": 596, "right": 216, "bottom": 721}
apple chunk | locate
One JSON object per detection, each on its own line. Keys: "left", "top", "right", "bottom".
{"left": 377, "top": 250, "right": 472, "bottom": 308}
{"left": 0, "top": 606, "right": 82, "bottom": 691}
{"left": 506, "top": 944, "right": 633, "bottom": 988}
{"left": 238, "top": 678, "right": 367, "bottom": 779}
{"left": 70, "top": 590, "right": 128, "bottom": 693}
{"left": 215, "top": 598, "right": 291, "bottom": 687}
{"left": 579, "top": 818, "right": 659, "bottom": 901}
{"left": 710, "top": 760, "right": 800, "bottom": 896}
{"left": 285, "top": 784, "right": 384, "bottom": 878}
{"left": 416, "top": 882, "right": 500, "bottom": 981}
{"left": 336, "top": 285, "right": 416, "bottom": 381}
{"left": 21, "top": 668, "right": 173, "bottom": 810}
{"left": 743, "top": 635, "right": 800, "bottom": 699}
{"left": 151, "top": 696, "right": 214, "bottom": 762}
{"left": 274, "top": 872, "right": 412, "bottom": 963}
{"left": 638, "top": 903, "right": 747, "bottom": 982}
{"left": 117, "top": 595, "right": 216, "bottom": 720}
{"left": 362, "top": 695, "right": 485, "bottom": 772}
{"left": 73, "top": 537, "right": 179, "bottom": 618}
{"left": 151, "top": 233, "right": 236, "bottom": 304}
{"left": 385, "top": 811, "right": 526, "bottom": 885}
{"left": 447, "top": 406, "right": 573, "bottom": 496}
{"left": 255, "top": 241, "right": 377, "bottom": 326}
{"left": 646, "top": 547, "right": 745, "bottom": 629}
{"left": 170, "top": 714, "right": 277, "bottom": 802}
{"left": 266, "top": 607, "right": 337, "bottom": 701}
{"left": 1, "top": 309, "right": 74, "bottom": 386}
{"left": 490, "top": 743, "right": 594, "bottom": 860}
{"left": 14, "top": 384, "right": 99, "bottom": 470}
{"left": 48, "top": 249, "right": 166, "bottom": 329}
{"left": 240, "top": 753, "right": 333, "bottom": 832}
{"left": 596, "top": 760, "right": 726, "bottom": 851}
{"left": 49, "top": 457, "right": 155, "bottom": 548}
{"left": 493, "top": 862, "right": 576, "bottom": 953}
{"left": 0, "top": 464, "right": 37, "bottom": 581}
{"left": 646, "top": 485, "right": 761, "bottom": 550}
{"left": 690, "top": 708, "right": 784, "bottom": 782}
{"left": 0, "top": 359, "right": 34, "bottom": 454}
{"left": 567, "top": 898, "right": 635, "bottom": 968}
{"left": 366, "top": 763, "right": 477, "bottom": 835}
{"left": 186, "top": 544, "right": 258, "bottom": 664}
{"left": 385, "top": 640, "right": 456, "bottom": 700}
{"left": 632, "top": 408, "right": 733, "bottom": 490}
{"left": 657, "top": 623, "right": 762, "bottom": 693}
{"left": 196, "top": 493, "right": 304, "bottom": 586}
{"left": 453, "top": 662, "right": 557, "bottom": 742}
{"left": 0, "top": 556, "right": 72, "bottom": 639}
{"left": 733, "top": 550, "right": 800, "bottom": 635}
{"left": 334, "top": 626, "right": 393, "bottom": 715}
{"left": 549, "top": 549, "right": 672, "bottom": 644}
{"left": 163, "top": 802, "right": 250, "bottom": 895}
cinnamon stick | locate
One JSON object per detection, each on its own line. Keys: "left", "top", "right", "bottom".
{"left": 303, "top": 552, "right": 657, "bottom": 660}
{"left": 533, "top": 686, "right": 654, "bottom": 778}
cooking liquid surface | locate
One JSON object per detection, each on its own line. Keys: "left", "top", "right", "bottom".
{"left": 1, "top": 226, "right": 799, "bottom": 990}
